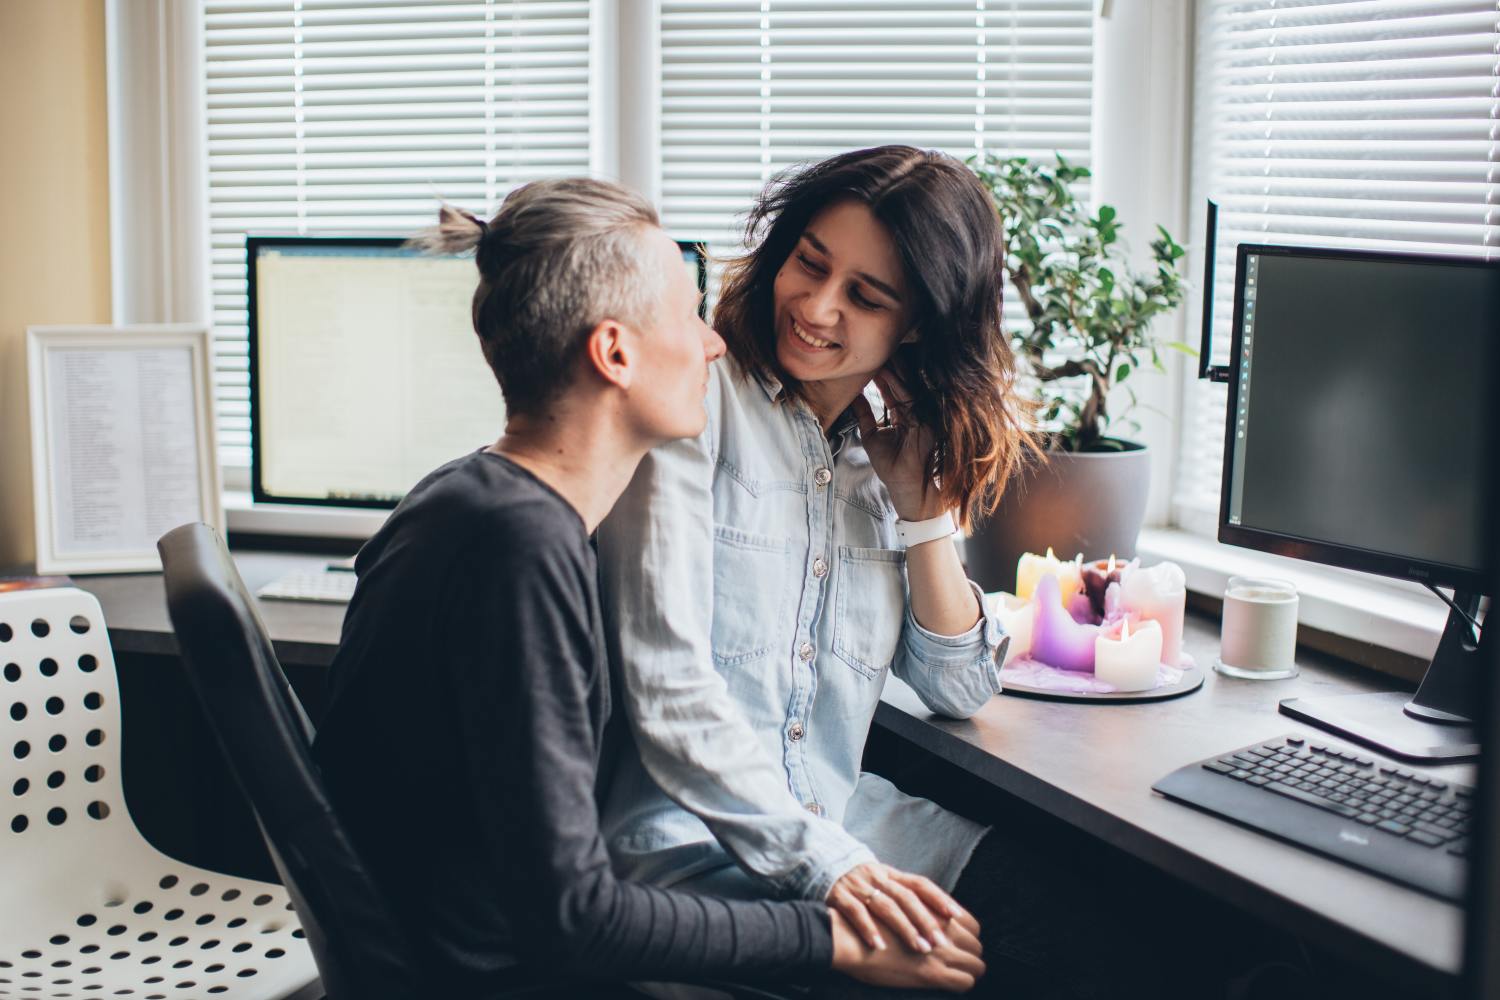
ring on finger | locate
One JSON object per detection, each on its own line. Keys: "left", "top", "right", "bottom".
{"left": 863, "top": 888, "right": 884, "bottom": 905}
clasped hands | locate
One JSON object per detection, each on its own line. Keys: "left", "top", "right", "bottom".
{"left": 827, "top": 861, "right": 984, "bottom": 993}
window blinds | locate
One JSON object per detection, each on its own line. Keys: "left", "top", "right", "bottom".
{"left": 1173, "top": 0, "right": 1500, "bottom": 533}
{"left": 659, "top": 0, "right": 1095, "bottom": 255}
{"left": 201, "top": 0, "right": 592, "bottom": 471}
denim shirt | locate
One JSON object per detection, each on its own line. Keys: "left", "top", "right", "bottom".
{"left": 595, "top": 355, "right": 1006, "bottom": 902}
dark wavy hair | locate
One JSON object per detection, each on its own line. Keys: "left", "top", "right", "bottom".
{"left": 714, "top": 145, "right": 1038, "bottom": 529}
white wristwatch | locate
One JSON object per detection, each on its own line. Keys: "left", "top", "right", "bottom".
{"left": 894, "top": 511, "right": 956, "bottom": 548}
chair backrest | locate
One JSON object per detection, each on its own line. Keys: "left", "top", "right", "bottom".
{"left": 158, "top": 522, "right": 424, "bottom": 1000}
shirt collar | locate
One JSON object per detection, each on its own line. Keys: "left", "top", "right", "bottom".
{"left": 754, "top": 368, "right": 783, "bottom": 401}
{"left": 754, "top": 366, "right": 860, "bottom": 445}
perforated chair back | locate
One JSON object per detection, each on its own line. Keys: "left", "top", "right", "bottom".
{"left": 158, "top": 523, "right": 424, "bottom": 1000}
{"left": 0, "top": 584, "right": 318, "bottom": 999}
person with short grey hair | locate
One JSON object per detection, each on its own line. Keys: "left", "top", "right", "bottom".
{"left": 313, "top": 178, "right": 985, "bottom": 996}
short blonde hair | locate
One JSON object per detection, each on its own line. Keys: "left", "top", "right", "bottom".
{"left": 411, "top": 178, "right": 662, "bottom": 414}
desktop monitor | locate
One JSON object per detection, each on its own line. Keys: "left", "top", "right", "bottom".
{"left": 247, "top": 235, "right": 707, "bottom": 510}
{"left": 1218, "top": 244, "right": 1498, "bottom": 762}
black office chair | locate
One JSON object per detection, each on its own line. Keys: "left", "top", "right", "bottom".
{"left": 159, "top": 523, "right": 429, "bottom": 1000}
{"left": 158, "top": 523, "right": 798, "bottom": 1000}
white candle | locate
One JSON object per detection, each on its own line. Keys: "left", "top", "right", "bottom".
{"left": 989, "top": 593, "right": 1034, "bottom": 666}
{"left": 1094, "top": 618, "right": 1163, "bottom": 691}
{"left": 1119, "top": 561, "right": 1187, "bottom": 666}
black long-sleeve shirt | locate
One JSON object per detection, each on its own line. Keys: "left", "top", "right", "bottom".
{"left": 314, "top": 451, "right": 832, "bottom": 994}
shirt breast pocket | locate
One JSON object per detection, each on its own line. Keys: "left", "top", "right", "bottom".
{"left": 832, "top": 546, "right": 907, "bottom": 680}
{"left": 711, "top": 524, "right": 791, "bottom": 668}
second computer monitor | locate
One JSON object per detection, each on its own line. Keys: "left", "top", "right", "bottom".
{"left": 1219, "top": 244, "right": 1498, "bottom": 759}
{"left": 1220, "top": 245, "right": 1495, "bottom": 591}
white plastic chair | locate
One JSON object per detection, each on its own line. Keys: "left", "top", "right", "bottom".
{"left": 0, "top": 586, "right": 319, "bottom": 1000}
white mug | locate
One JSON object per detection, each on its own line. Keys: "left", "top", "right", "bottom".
{"left": 1215, "top": 576, "right": 1299, "bottom": 680}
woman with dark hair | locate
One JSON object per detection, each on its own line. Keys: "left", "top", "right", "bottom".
{"left": 596, "top": 147, "right": 1143, "bottom": 998}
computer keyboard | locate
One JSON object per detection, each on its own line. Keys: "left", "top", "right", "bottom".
{"left": 256, "top": 568, "right": 358, "bottom": 604}
{"left": 1154, "top": 734, "right": 1471, "bottom": 902}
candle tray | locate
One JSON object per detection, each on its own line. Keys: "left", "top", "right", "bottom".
{"left": 998, "top": 658, "right": 1205, "bottom": 704}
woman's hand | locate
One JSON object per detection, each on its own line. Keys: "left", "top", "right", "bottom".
{"left": 827, "top": 861, "right": 978, "bottom": 955}
{"left": 852, "top": 363, "right": 944, "bottom": 521}
{"left": 830, "top": 906, "right": 984, "bottom": 993}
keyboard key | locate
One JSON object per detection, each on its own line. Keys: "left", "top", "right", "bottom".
{"left": 1448, "top": 841, "right": 1469, "bottom": 857}
{"left": 1286, "top": 735, "right": 1305, "bottom": 746}
{"left": 1229, "top": 769, "right": 1252, "bottom": 780}
{"left": 1264, "top": 781, "right": 1358, "bottom": 819}
{"left": 1203, "top": 761, "right": 1235, "bottom": 775}
{"left": 1413, "top": 821, "right": 1457, "bottom": 841}
{"left": 1247, "top": 776, "right": 1270, "bottom": 787}
{"left": 1355, "top": 813, "right": 1380, "bottom": 825}
{"left": 1377, "top": 820, "right": 1411, "bottom": 836}
{"left": 1407, "top": 830, "right": 1445, "bottom": 848}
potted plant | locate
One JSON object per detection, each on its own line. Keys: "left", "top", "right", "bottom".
{"left": 964, "top": 152, "right": 1191, "bottom": 593}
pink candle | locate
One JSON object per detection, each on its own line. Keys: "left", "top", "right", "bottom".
{"left": 1119, "top": 562, "right": 1187, "bottom": 667}
{"left": 1028, "top": 574, "right": 1102, "bottom": 673}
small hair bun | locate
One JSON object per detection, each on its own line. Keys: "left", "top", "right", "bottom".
{"left": 407, "top": 203, "right": 489, "bottom": 258}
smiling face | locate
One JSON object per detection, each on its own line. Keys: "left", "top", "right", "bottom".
{"left": 772, "top": 200, "right": 911, "bottom": 412}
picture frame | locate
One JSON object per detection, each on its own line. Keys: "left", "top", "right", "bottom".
{"left": 27, "top": 324, "right": 223, "bottom": 574}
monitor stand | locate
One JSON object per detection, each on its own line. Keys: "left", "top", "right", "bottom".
{"left": 1279, "top": 594, "right": 1485, "bottom": 763}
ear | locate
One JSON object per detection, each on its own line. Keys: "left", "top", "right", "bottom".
{"left": 584, "top": 318, "right": 633, "bottom": 391}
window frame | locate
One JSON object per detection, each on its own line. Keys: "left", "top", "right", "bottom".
{"left": 105, "top": 0, "right": 1474, "bottom": 660}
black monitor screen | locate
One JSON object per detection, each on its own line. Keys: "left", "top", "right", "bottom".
{"left": 1221, "top": 247, "right": 1499, "bottom": 588}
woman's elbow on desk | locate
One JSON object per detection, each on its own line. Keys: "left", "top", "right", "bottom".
{"left": 895, "top": 624, "right": 1004, "bottom": 720}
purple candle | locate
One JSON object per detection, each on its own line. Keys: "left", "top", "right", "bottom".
{"left": 1028, "top": 574, "right": 1103, "bottom": 673}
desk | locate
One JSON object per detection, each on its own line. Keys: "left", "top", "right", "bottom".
{"left": 75, "top": 551, "right": 1465, "bottom": 994}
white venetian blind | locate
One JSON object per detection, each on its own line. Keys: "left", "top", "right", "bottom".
{"left": 201, "top": 0, "right": 592, "bottom": 471}
{"left": 658, "top": 0, "right": 1095, "bottom": 258}
{"left": 1173, "top": 0, "right": 1500, "bottom": 534}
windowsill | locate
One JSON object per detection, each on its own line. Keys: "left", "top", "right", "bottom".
{"left": 221, "top": 492, "right": 1448, "bottom": 671}
{"left": 1136, "top": 527, "right": 1446, "bottom": 667}
{"left": 224, "top": 491, "right": 389, "bottom": 541}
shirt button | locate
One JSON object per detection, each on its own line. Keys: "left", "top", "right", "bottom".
{"left": 804, "top": 802, "right": 823, "bottom": 816}
{"left": 798, "top": 642, "right": 815, "bottom": 662}
{"left": 812, "top": 557, "right": 828, "bottom": 578}
{"left": 813, "top": 467, "right": 832, "bottom": 488}
{"left": 788, "top": 722, "right": 805, "bottom": 741}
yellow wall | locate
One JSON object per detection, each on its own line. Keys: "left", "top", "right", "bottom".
{"left": 0, "top": 0, "right": 112, "bottom": 567}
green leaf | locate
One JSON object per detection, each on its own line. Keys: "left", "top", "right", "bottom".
{"left": 1163, "top": 340, "right": 1200, "bottom": 358}
{"left": 1116, "top": 363, "right": 1131, "bottom": 383}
